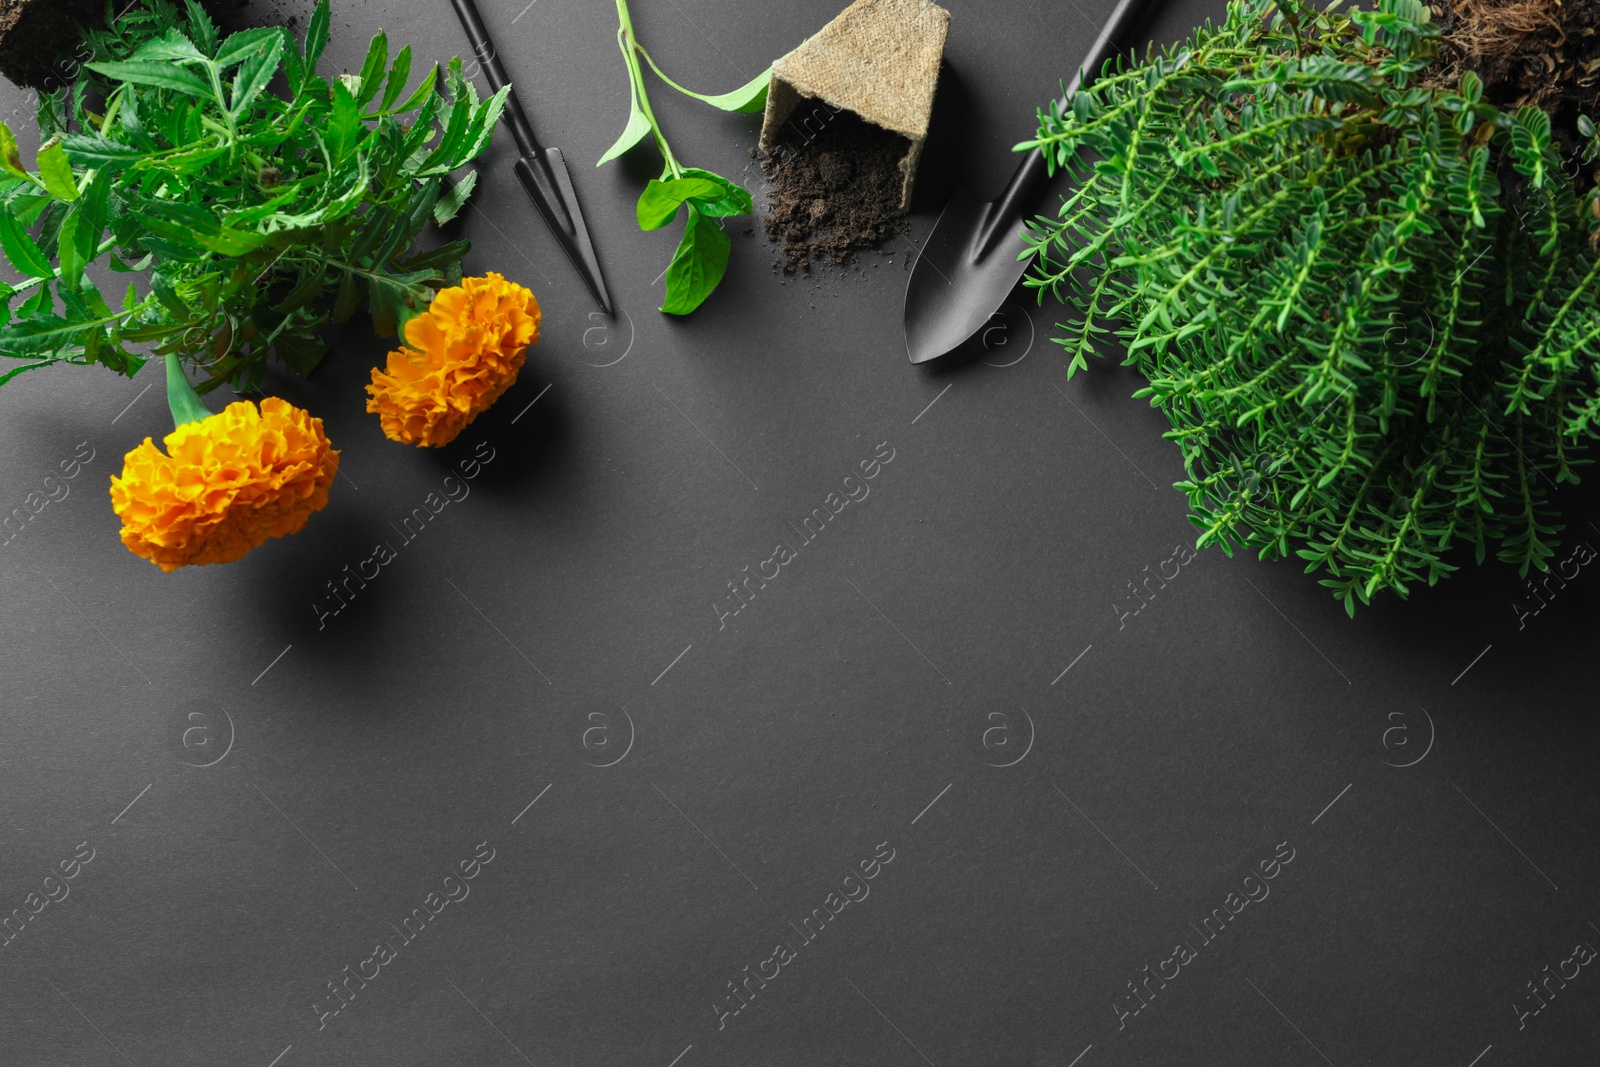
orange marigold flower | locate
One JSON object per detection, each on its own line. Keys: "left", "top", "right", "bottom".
{"left": 110, "top": 397, "right": 338, "bottom": 573}
{"left": 365, "top": 272, "right": 541, "bottom": 447}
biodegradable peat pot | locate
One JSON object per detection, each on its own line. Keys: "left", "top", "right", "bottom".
{"left": 758, "top": 0, "right": 951, "bottom": 211}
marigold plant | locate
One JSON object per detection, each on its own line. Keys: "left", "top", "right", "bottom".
{"left": 365, "top": 272, "right": 540, "bottom": 447}
{"left": 111, "top": 368, "right": 338, "bottom": 571}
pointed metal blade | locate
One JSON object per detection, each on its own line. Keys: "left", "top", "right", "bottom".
{"left": 903, "top": 186, "right": 1033, "bottom": 364}
{"left": 514, "top": 149, "right": 614, "bottom": 315}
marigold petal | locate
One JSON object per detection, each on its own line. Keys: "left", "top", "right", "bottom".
{"left": 366, "top": 273, "right": 541, "bottom": 447}
{"left": 109, "top": 398, "right": 338, "bottom": 572}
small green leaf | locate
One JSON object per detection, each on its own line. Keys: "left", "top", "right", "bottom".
{"left": 380, "top": 45, "right": 414, "bottom": 112}
{"left": 57, "top": 212, "right": 84, "bottom": 287}
{"left": 198, "top": 228, "right": 271, "bottom": 256}
{"left": 636, "top": 177, "right": 723, "bottom": 230}
{"left": 598, "top": 73, "right": 651, "bottom": 167}
{"left": 305, "top": 0, "right": 332, "bottom": 70}
{"left": 332, "top": 269, "right": 361, "bottom": 323}
{"left": 184, "top": 0, "right": 220, "bottom": 55}
{"left": 661, "top": 204, "right": 730, "bottom": 315}
{"left": 131, "top": 28, "right": 206, "bottom": 63}
{"left": 274, "top": 330, "right": 328, "bottom": 376}
{"left": 0, "top": 211, "right": 54, "bottom": 279}
{"left": 392, "top": 61, "right": 438, "bottom": 116}
{"left": 0, "top": 314, "right": 89, "bottom": 353}
{"left": 35, "top": 138, "right": 78, "bottom": 201}
{"left": 277, "top": 262, "right": 328, "bottom": 314}
{"left": 366, "top": 267, "right": 439, "bottom": 336}
{"left": 327, "top": 77, "right": 363, "bottom": 163}
{"left": 60, "top": 134, "right": 148, "bottom": 168}
{"left": 693, "top": 68, "right": 771, "bottom": 113}
{"left": 164, "top": 352, "right": 212, "bottom": 427}
{"left": 456, "top": 85, "right": 510, "bottom": 166}
{"left": 355, "top": 30, "right": 389, "bottom": 107}
{"left": 634, "top": 45, "right": 772, "bottom": 113}
{"left": 432, "top": 170, "right": 478, "bottom": 225}
{"left": 85, "top": 61, "right": 214, "bottom": 100}
{"left": 678, "top": 167, "right": 753, "bottom": 217}
{"left": 215, "top": 26, "right": 284, "bottom": 67}
{"left": 397, "top": 240, "right": 471, "bottom": 274}
{"left": 231, "top": 35, "right": 285, "bottom": 117}
{"left": 0, "top": 120, "right": 30, "bottom": 180}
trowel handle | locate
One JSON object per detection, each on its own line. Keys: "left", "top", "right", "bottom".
{"left": 448, "top": 0, "right": 543, "bottom": 159}
{"left": 978, "top": 0, "right": 1158, "bottom": 255}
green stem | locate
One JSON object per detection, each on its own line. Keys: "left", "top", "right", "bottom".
{"left": 614, "top": 0, "right": 682, "bottom": 179}
{"left": 164, "top": 352, "right": 213, "bottom": 428}
{"left": 204, "top": 60, "right": 239, "bottom": 143}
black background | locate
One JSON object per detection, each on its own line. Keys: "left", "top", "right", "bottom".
{"left": 0, "top": 0, "right": 1596, "bottom": 1064}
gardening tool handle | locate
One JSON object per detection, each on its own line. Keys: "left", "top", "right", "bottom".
{"left": 448, "top": 0, "right": 543, "bottom": 159}
{"left": 978, "top": 0, "right": 1158, "bottom": 256}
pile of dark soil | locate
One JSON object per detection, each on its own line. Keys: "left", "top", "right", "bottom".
{"left": 0, "top": 0, "right": 98, "bottom": 89}
{"left": 0, "top": 0, "right": 239, "bottom": 89}
{"left": 1430, "top": 0, "right": 1600, "bottom": 160}
{"left": 760, "top": 108, "right": 911, "bottom": 274}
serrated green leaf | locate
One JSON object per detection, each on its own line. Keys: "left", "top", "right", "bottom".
{"left": 355, "top": 31, "right": 389, "bottom": 108}
{"left": 231, "top": 35, "right": 285, "bottom": 118}
{"left": 216, "top": 26, "right": 284, "bottom": 67}
{"left": 393, "top": 62, "right": 439, "bottom": 117}
{"left": 86, "top": 60, "right": 214, "bottom": 100}
{"left": 132, "top": 28, "right": 206, "bottom": 63}
{"left": 366, "top": 267, "right": 438, "bottom": 336}
{"left": 432, "top": 170, "right": 478, "bottom": 225}
{"left": 305, "top": 0, "right": 331, "bottom": 70}
{"left": 454, "top": 85, "right": 509, "bottom": 166}
{"left": 332, "top": 269, "right": 360, "bottom": 323}
{"left": 60, "top": 134, "right": 147, "bottom": 168}
{"left": 184, "top": 0, "right": 220, "bottom": 55}
{"left": 274, "top": 330, "right": 328, "bottom": 376}
{"left": 0, "top": 314, "right": 93, "bottom": 353}
{"left": 380, "top": 45, "right": 413, "bottom": 112}
{"left": 0, "top": 359, "right": 58, "bottom": 386}
{"left": 327, "top": 77, "right": 363, "bottom": 164}
{"left": 397, "top": 239, "right": 471, "bottom": 273}
{"left": 277, "top": 262, "right": 328, "bottom": 314}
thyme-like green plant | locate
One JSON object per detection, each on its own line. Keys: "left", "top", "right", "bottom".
{"left": 598, "top": 0, "right": 770, "bottom": 315}
{"left": 1020, "top": 0, "right": 1600, "bottom": 613}
{"left": 0, "top": 0, "right": 506, "bottom": 394}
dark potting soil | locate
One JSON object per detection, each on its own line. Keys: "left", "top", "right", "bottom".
{"left": 1430, "top": 0, "right": 1600, "bottom": 166}
{"left": 760, "top": 108, "right": 911, "bottom": 274}
{"left": 0, "top": 0, "right": 243, "bottom": 89}
{"left": 0, "top": 0, "right": 98, "bottom": 89}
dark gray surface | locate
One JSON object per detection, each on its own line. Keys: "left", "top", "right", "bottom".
{"left": 1, "top": 1, "right": 1597, "bottom": 1065}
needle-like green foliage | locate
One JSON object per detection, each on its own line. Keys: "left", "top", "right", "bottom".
{"left": 0, "top": 0, "right": 507, "bottom": 394}
{"left": 1020, "top": 0, "right": 1600, "bottom": 614}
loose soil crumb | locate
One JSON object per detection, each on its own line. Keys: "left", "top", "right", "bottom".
{"left": 760, "top": 108, "right": 910, "bottom": 274}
